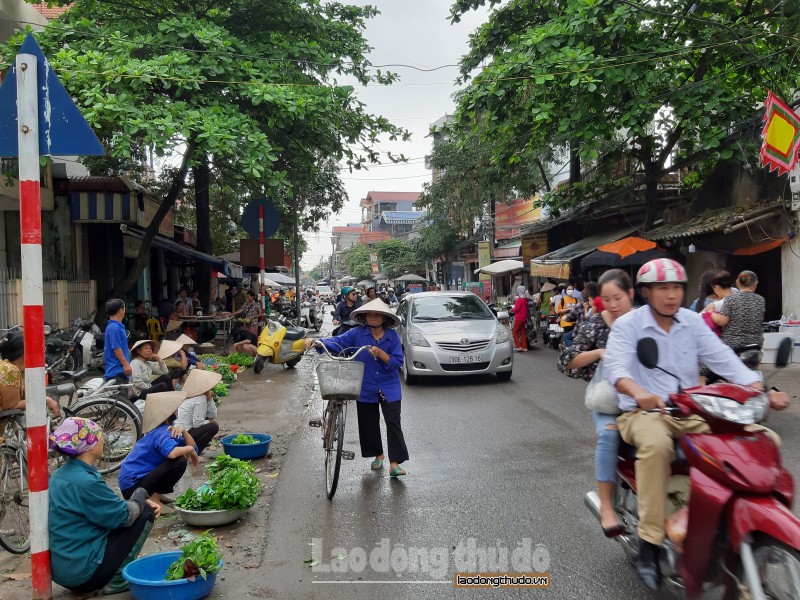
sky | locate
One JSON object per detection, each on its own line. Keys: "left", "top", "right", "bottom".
{"left": 299, "top": 0, "right": 491, "bottom": 270}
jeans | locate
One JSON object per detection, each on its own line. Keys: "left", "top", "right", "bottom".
{"left": 563, "top": 329, "right": 575, "bottom": 348}
{"left": 591, "top": 411, "right": 620, "bottom": 483}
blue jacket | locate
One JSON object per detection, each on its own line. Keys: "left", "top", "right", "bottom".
{"left": 49, "top": 458, "right": 129, "bottom": 588}
{"left": 103, "top": 319, "right": 130, "bottom": 379}
{"left": 320, "top": 326, "right": 403, "bottom": 403}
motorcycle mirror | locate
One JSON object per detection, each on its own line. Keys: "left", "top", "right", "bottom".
{"left": 775, "top": 336, "right": 792, "bottom": 368}
{"left": 637, "top": 338, "right": 659, "bottom": 369}
{"left": 43, "top": 324, "right": 52, "bottom": 336}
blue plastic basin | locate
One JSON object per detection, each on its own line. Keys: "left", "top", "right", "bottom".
{"left": 220, "top": 433, "right": 272, "bottom": 460}
{"left": 122, "top": 551, "right": 222, "bottom": 600}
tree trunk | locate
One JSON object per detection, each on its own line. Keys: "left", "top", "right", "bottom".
{"left": 98, "top": 140, "right": 197, "bottom": 322}
{"left": 535, "top": 159, "right": 552, "bottom": 192}
{"left": 643, "top": 161, "right": 660, "bottom": 230}
{"left": 569, "top": 144, "right": 581, "bottom": 184}
{"left": 193, "top": 153, "right": 212, "bottom": 312}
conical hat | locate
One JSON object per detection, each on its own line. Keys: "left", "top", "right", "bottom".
{"left": 130, "top": 339, "right": 158, "bottom": 355}
{"left": 181, "top": 368, "right": 222, "bottom": 399}
{"left": 165, "top": 319, "right": 182, "bottom": 333}
{"left": 175, "top": 333, "right": 196, "bottom": 346}
{"left": 156, "top": 339, "right": 183, "bottom": 360}
{"left": 142, "top": 391, "right": 187, "bottom": 434}
{"left": 350, "top": 298, "right": 400, "bottom": 328}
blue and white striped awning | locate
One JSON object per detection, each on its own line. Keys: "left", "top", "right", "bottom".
{"left": 70, "top": 191, "right": 136, "bottom": 221}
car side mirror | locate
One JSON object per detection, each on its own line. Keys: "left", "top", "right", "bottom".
{"left": 637, "top": 337, "right": 659, "bottom": 369}
{"left": 496, "top": 311, "right": 509, "bottom": 321}
{"left": 776, "top": 336, "right": 793, "bottom": 368}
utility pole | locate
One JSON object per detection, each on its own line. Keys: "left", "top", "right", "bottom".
{"left": 292, "top": 192, "right": 301, "bottom": 321}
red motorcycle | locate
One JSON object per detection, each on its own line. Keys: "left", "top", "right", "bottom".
{"left": 585, "top": 337, "right": 800, "bottom": 599}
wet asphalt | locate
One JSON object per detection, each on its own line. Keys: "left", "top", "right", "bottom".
{"left": 252, "top": 333, "right": 800, "bottom": 600}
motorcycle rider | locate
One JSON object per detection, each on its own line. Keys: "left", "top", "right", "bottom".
{"left": 332, "top": 286, "right": 361, "bottom": 335}
{"left": 385, "top": 288, "right": 398, "bottom": 304}
{"left": 603, "top": 258, "right": 789, "bottom": 591}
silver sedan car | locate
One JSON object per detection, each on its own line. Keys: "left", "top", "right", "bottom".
{"left": 396, "top": 291, "right": 514, "bottom": 383}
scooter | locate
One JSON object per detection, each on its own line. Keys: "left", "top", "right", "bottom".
{"left": 584, "top": 337, "right": 800, "bottom": 599}
{"left": 252, "top": 316, "right": 307, "bottom": 373}
{"left": 308, "top": 298, "right": 323, "bottom": 332}
{"left": 546, "top": 314, "right": 563, "bottom": 349}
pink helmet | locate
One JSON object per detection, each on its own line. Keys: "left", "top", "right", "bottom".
{"left": 636, "top": 258, "right": 687, "bottom": 285}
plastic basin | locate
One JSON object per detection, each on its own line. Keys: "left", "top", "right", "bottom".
{"left": 220, "top": 433, "right": 272, "bottom": 459}
{"left": 122, "top": 551, "right": 222, "bottom": 600}
{"left": 175, "top": 506, "right": 247, "bottom": 527}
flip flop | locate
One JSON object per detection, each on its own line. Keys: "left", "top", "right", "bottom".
{"left": 370, "top": 459, "right": 384, "bottom": 470}
{"left": 389, "top": 466, "right": 406, "bottom": 477}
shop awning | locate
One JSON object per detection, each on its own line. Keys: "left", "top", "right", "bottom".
{"left": 732, "top": 237, "right": 787, "bottom": 256}
{"left": 125, "top": 228, "right": 243, "bottom": 278}
{"left": 265, "top": 272, "right": 297, "bottom": 285}
{"left": 530, "top": 227, "right": 636, "bottom": 277}
{"left": 643, "top": 203, "right": 782, "bottom": 241}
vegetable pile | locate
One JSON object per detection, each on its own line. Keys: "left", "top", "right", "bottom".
{"left": 224, "top": 352, "right": 255, "bottom": 368}
{"left": 230, "top": 434, "right": 257, "bottom": 445}
{"left": 165, "top": 531, "right": 223, "bottom": 581}
{"left": 175, "top": 455, "right": 261, "bottom": 511}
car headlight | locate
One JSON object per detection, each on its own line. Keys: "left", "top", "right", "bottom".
{"left": 496, "top": 327, "right": 510, "bottom": 344}
{"left": 408, "top": 331, "right": 430, "bottom": 347}
{"left": 690, "top": 393, "right": 769, "bottom": 425}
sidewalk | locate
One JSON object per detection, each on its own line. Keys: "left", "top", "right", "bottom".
{"left": 0, "top": 351, "right": 320, "bottom": 599}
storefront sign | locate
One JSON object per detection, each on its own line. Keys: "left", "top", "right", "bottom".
{"left": 521, "top": 233, "right": 548, "bottom": 262}
{"left": 478, "top": 241, "right": 492, "bottom": 290}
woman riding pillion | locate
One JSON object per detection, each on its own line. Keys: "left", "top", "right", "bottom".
{"left": 332, "top": 286, "right": 362, "bottom": 336}
{"left": 305, "top": 299, "right": 409, "bottom": 477}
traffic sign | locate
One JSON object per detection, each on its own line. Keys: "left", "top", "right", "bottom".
{"left": 0, "top": 34, "right": 104, "bottom": 157}
{"left": 242, "top": 198, "right": 281, "bottom": 238}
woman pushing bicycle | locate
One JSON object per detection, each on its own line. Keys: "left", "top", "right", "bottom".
{"left": 305, "top": 298, "right": 409, "bottom": 477}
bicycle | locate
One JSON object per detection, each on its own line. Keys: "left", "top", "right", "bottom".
{"left": 308, "top": 343, "right": 368, "bottom": 500}
{"left": 0, "top": 409, "right": 31, "bottom": 553}
{"left": 48, "top": 374, "right": 143, "bottom": 475}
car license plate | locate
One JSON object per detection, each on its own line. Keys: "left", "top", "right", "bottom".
{"left": 549, "top": 324, "right": 563, "bottom": 332}
{"left": 450, "top": 354, "right": 483, "bottom": 364}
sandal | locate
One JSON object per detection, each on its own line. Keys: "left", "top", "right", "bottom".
{"left": 389, "top": 466, "right": 406, "bottom": 477}
{"left": 370, "top": 459, "right": 384, "bottom": 470}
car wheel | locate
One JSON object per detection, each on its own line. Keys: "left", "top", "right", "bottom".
{"left": 402, "top": 358, "right": 419, "bottom": 385}
{"left": 496, "top": 371, "right": 512, "bottom": 382}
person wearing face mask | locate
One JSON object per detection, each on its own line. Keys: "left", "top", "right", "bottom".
{"left": 556, "top": 284, "right": 579, "bottom": 345}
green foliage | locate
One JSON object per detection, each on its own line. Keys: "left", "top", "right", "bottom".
{"left": 343, "top": 245, "right": 373, "bottom": 280}
{"left": 175, "top": 455, "right": 261, "bottom": 511}
{"left": 449, "top": 0, "right": 800, "bottom": 219}
{"left": 211, "top": 382, "right": 229, "bottom": 402}
{"left": 374, "top": 240, "right": 422, "bottom": 278}
{"left": 3, "top": 0, "right": 407, "bottom": 295}
{"left": 165, "top": 531, "right": 223, "bottom": 581}
{"left": 231, "top": 434, "right": 258, "bottom": 445}
{"left": 212, "top": 363, "right": 236, "bottom": 384}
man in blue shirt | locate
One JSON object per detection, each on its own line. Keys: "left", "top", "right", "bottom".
{"left": 604, "top": 258, "right": 789, "bottom": 591}
{"left": 103, "top": 298, "right": 131, "bottom": 381}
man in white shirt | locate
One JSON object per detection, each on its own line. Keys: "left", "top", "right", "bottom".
{"left": 604, "top": 258, "right": 788, "bottom": 591}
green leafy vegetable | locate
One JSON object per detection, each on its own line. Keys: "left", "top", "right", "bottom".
{"left": 231, "top": 434, "right": 257, "bottom": 445}
{"left": 214, "top": 363, "right": 236, "bottom": 384}
{"left": 165, "top": 531, "right": 223, "bottom": 581}
{"left": 224, "top": 352, "right": 255, "bottom": 367}
{"left": 175, "top": 455, "right": 261, "bottom": 511}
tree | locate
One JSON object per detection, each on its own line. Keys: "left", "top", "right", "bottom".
{"left": 450, "top": 0, "right": 800, "bottom": 227}
{"left": 6, "top": 0, "right": 406, "bottom": 309}
{"left": 343, "top": 245, "right": 372, "bottom": 280}
{"left": 375, "top": 239, "right": 421, "bottom": 278}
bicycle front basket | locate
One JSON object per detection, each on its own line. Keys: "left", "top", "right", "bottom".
{"left": 316, "top": 361, "right": 364, "bottom": 400}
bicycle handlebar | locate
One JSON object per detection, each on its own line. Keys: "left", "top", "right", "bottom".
{"left": 313, "top": 342, "right": 372, "bottom": 361}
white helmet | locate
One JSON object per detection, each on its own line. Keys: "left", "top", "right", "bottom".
{"left": 636, "top": 258, "right": 688, "bottom": 285}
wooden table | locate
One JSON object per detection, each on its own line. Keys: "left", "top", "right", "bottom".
{"left": 178, "top": 314, "right": 234, "bottom": 347}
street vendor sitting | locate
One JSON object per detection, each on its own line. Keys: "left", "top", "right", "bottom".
{"left": 130, "top": 340, "right": 175, "bottom": 409}
{"left": 173, "top": 369, "right": 222, "bottom": 456}
{"left": 118, "top": 391, "right": 198, "bottom": 508}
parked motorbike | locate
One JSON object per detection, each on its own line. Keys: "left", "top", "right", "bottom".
{"left": 546, "top": 314, "right": 563, "bottom": 350}
{"left": 252, "top": 316, "right": 307, "bottom": 373}
{"left": 72, "top": 317, "right": 104, "bottom": 372}
{"left": 45, "top": 325, "right": 79, "bottom": 382}
{"left": 584, "top": 337, "right": 799, "bottom": 599}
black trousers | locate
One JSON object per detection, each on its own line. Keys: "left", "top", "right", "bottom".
{"left": 70, "top": 505, "right": 155, "bottom": 592}
{"left": 190, "top": 421, "right": 219, "bottom": 455}
{"left": 120, "top": 456, "right": 187, "bottom": 498}
{"left": 356, "top": 400, "right": 409, "bottom": 464}
{"left": 137, "top": 374, "right": 174, "bottom": 399}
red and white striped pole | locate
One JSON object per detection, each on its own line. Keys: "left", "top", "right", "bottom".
{"left": 17, "top": 53, "right": 52, "bottom": 599}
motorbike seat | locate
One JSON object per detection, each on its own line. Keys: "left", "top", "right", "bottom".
{"left": 59, "top": 369, "right": 87, "bottom": 381}
{"left": 47, "top": 383, "right": 76, "bottom": 397}
{"left": 619, "top": 440, "right": 689, "bottom": 466}
{"left": 283, "top": 327, "right": 306, "bottom": 341}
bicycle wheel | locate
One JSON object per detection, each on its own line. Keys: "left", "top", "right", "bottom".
{"left": 324, "top": 401, "right": 344, "bottom": 500}
{"left": 0, "top": 446, "right": 30, "bottom": 554}
{"left": 69, "top": 399, "right": 142, "bottom": 474}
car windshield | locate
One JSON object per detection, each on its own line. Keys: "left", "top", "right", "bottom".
{"left": 410, "top": 296, "right": 494, "bottom": 322}
{"left": 316, "top": 286, "right": 331, "bottom": 293}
